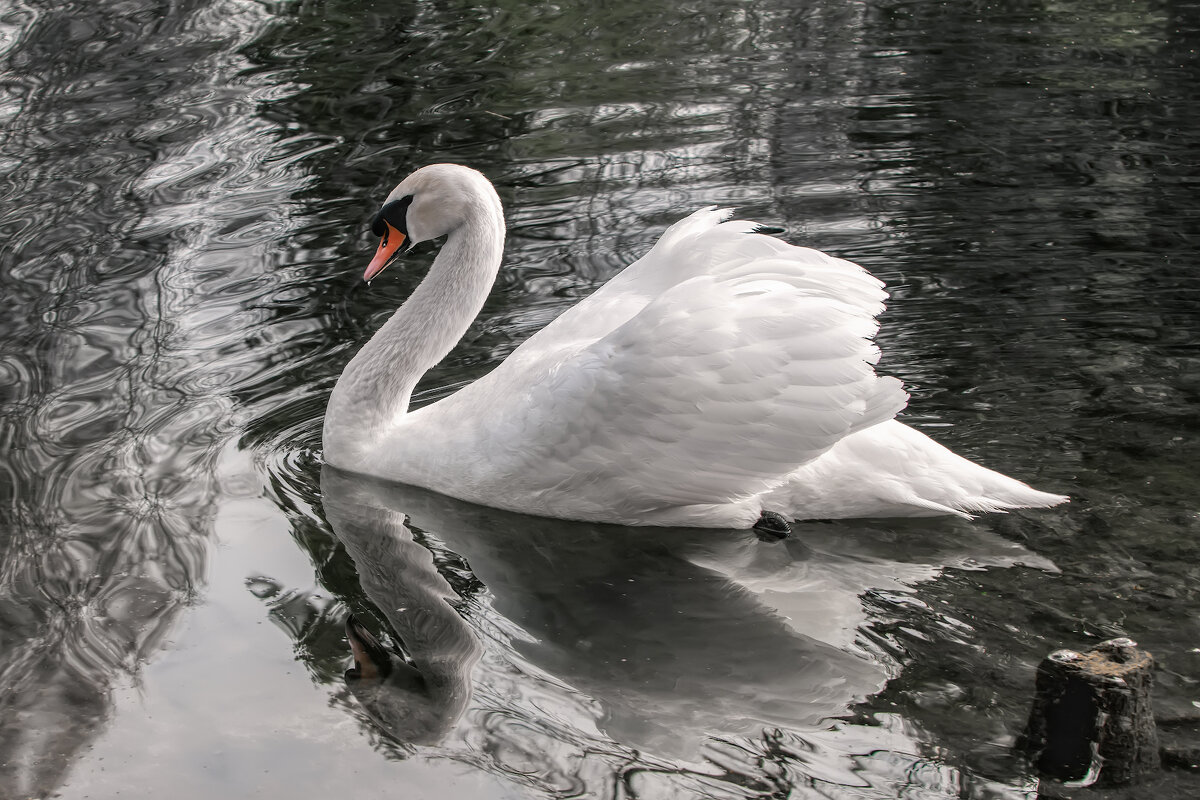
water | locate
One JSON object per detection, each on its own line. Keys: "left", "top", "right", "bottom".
{"left": 1, "top": 0, "right": 1198, "bottom": 797}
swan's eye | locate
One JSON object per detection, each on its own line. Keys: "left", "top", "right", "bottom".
{"left": 371, "top": 195, "right": 414, "bottom": 238}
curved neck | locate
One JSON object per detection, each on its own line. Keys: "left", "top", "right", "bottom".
{"left": 325, "top": 201, "right": 505, "bottom": 463}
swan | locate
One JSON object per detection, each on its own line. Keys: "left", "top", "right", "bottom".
{"left": 323, "top": 163, "right": 1067, "bottom": 529}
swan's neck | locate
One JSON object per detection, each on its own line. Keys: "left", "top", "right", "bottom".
{"left": 324, "top": 204, "right": 504, "bottom": 464}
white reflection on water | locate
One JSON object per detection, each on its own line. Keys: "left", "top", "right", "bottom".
{"left": 307, "top": 468, "right": 1055, "bottom": 798}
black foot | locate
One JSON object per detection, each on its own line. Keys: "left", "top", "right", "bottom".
{"left": 753, "top": 510, "right": 792, "bottom": 540}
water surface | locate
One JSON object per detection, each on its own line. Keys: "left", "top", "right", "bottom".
{"left": 1, "top": 0, "right": 1198, "bottom": 797}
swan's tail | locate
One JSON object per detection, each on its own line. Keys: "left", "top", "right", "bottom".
{"left": 764, "top": 420, "right": 1069, "bottom": 520}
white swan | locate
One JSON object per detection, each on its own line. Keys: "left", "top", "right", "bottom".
{"left": 323, "top": 164, "right": 1067, "bottom": 528}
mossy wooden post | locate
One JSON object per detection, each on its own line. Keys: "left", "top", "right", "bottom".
{"left": 1020, "top": 637, "right": 1159, "bottom": 786}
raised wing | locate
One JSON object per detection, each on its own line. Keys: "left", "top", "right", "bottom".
{"left": 410, "top": 211, "right": 908, "bottom": 523}
{"left": 498, "top": 275, "right": 905, "bottom": 515}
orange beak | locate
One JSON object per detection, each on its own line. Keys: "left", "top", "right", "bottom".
{"left": 364, "top": 221, "right": 407, "bottom": 281}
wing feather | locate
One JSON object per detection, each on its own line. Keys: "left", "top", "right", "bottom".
{"left": 404, "top": 208, "right": 907, "bottom": 521}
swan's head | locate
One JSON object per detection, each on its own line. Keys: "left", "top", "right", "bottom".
{"left": 365, "top": 163, "right": 501, "bottom": 281}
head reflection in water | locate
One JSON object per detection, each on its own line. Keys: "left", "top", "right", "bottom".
{"left": 343, "top": 614, "right": 462, "bottom": 746}
{"left": 322, "top": 470, "right": 481, "bottom": 748}
{"left": 345, "top": 615, "right": 392, "bottom": 682}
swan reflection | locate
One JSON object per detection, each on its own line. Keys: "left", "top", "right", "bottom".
{"left": 322, "top": 467, "right": 481, "bottom": 747}
{"left": 322, "top": 465, "right": 1053, "bottom": 760}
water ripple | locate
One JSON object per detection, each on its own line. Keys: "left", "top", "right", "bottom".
{"left": 3, "top": 0, "right": 1200, "bottom": 796}
{"left": 0, "top": 0, "right": 312, "bottom": 795}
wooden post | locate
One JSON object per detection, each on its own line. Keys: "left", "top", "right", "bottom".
{"left": 1020, "top": 637, "right": 1160, "bottom": 786}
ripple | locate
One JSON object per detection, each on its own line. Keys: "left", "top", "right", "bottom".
{"left": 0, "top": 0, "right": 313, "bottom": 794}
{"left": 4, "top": 0, "right": 1200, "bottom": 797}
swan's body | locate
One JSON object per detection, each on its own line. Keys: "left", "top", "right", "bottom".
{"left": 324, "top": 164, "right": 1067, "bottom": 528}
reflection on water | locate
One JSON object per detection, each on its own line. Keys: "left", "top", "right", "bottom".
{"left": 323, "top": 468, "right": 481, "bottom": 748}
{"left": 326, "top": 468, "right": 887, "bottom": 757}
{"left": 0, "top": 0, "right": 307, "bottom": 795}
{"left": 1, "top": 0, "right": 1198, "bottom": 796}
{"left": 312, "top": 464, "right": 1057, "bottom": 796}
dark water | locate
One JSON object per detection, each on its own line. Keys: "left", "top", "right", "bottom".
{"left": 1, "top": 0, "right": 1198, "bottom": 797}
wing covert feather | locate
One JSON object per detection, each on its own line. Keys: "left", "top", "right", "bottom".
{"left": 492, "top": 271, "right": 906, "bottom": 513}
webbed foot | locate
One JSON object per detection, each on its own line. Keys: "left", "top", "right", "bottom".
{"left": 753, "top": 510, "right": 792, "bottom": 540}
